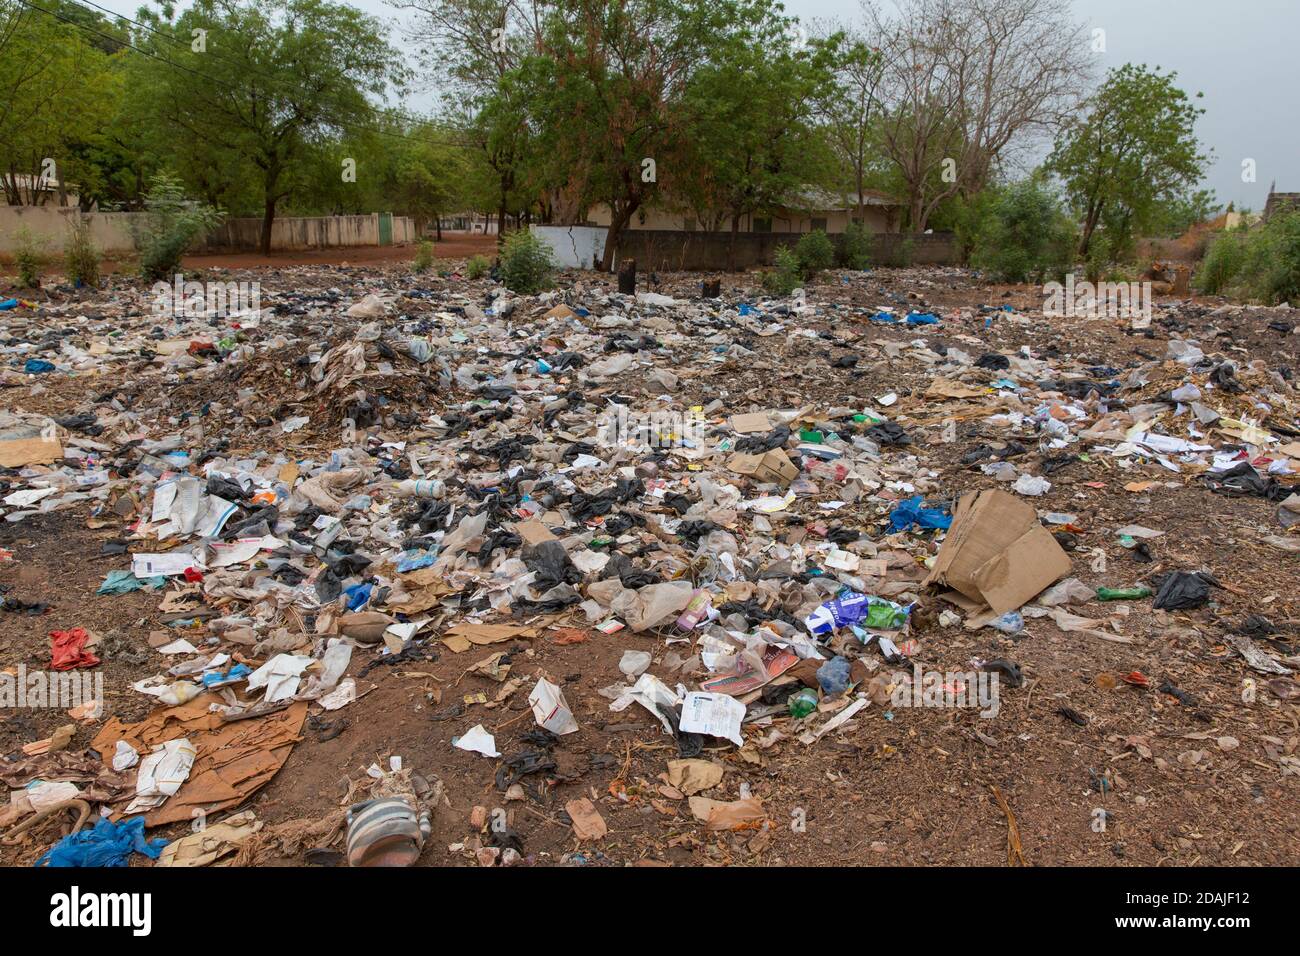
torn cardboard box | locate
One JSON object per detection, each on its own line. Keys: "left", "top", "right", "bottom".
{"left": 727, "top": 448, "right": 799, "bottom": 486}
{"left": 924, "top": 489, "right": 1070, "bottom": 625}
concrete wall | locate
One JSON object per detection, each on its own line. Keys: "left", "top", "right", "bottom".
{"left": 0, "top": 206, "right": 137, "bottom": 254}
{"left": 588, "top": 203, "right": 895, "bottom": 234}
{"left": 532, "top": 224, "right": 608, "bottom": 269}
{"left": 198, "top": 214, "right": 415, "bottom": 252}
{"left": 614, "top": 229, "right": 958, "bottom": 272}
{"left": 0, "top": 207, "right": 415, "bottom": 256}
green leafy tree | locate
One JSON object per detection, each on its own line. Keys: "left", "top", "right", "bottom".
{"left": 813, "top": 30, "right": 886, "bottom": 221}
{"left": 134, "top": 0, "right": 400, "bottom": 253}
{"left": 1049, "top": 64, "right": 1210, "bottom": 259}
{"left": 675, "top": 3, "right": 839, "bottom": 269}
{"left": 0, "top": 5, "right": 118, "bottom": 207}
{"left": 967, "top": 178, "right": 1076, "bottom": 283}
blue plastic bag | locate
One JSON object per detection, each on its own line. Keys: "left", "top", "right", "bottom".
{"left": 888, "top": 496, "right": 952, "bottom": 533}
{"left": 36, "top": 816, "right": 167, "bottom": 868}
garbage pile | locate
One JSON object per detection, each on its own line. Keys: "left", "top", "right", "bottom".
{"left": 0, "top": 262, "right": 1296, "bottom": 866}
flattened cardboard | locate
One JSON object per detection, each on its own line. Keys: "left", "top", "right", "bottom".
{"left": 731, "top": 412, "right": 772, "bottom": 434}
{"left": 924, "top": 489, "right": 1070, "bottom": 616}
{"left": 727, "top": 448, "right": 798, "bottom": 486}
{"left": 925, "top": 378, "right": 986, "bottom": 400}
{"left": 515, "top": 517, "right": 557, "bottom": 546}
{"left": 441, "top": 622, "right": 538, "bottom": 653}
{"left": 93, "top": 694, "right": 306, "bottom": 827}
{"left": 0, "top": 435, "right": 62, "bottom": 468}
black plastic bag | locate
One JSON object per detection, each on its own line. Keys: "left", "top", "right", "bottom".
{"left": 1151, "top": 570, "right": 1217, "bottom": 610}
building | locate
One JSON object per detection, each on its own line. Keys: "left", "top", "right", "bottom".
{"left": 587, "top": 187, "right": 902, "bottom": 235}
{"left": 1, "top": 172, "right": 83, "bottom": 208}
{"left": 1263, "top": 184, "right": 1299, "bottom": 222}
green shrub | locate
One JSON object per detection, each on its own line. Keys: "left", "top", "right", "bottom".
{"left": 1243, "top": 212, "right": 1300, "bottom": 305}
{"left": 64, "top": 217, "right": 100, "bottom": 288}
{"left": 13, "top": 226, "right": 45, "bottom": 288}
{"left": 968, "top": 179, "right": 1075, "bottom": 283}
{"left": 133, "top": 173, "right": 222, "bottom": 282}
{"left": 1196, "top": 211, "right": 1300, "bottom": 304}
{"left": 839, "top": 221, "right": 873, "bottom": 269}
{"left": 412, "top": 239, "right": 434, "bottom": 274}
{"left": 762, "top": 245, "right": 802, "bottom": 295}
{"left": 499, "top": 229, "right": 556, "bottom": 294}
{"left": 795, "top": 229, "right": 835, "bottom": 278}
{"left": 465, "top": 254, "right": 491, "bottom": 279}
{"left": 1193, "top": 231, "right": 1242, "bottom": 296}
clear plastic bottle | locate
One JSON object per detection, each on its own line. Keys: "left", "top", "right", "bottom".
{"left": 395, "top": 478, "right": 445, "bottom": 499}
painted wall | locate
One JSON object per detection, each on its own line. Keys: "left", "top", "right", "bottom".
{"left": 587, "top": 203, "right": 895, "bottom": 234}
{"left": 0, "top": 207, "right": 415, "bottom": 256}
{"left": 531, "top": 224, "right": 608, "bottom": 269}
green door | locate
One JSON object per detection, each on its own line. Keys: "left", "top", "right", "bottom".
{"left": 378, "top": 212, "right": 393, "bottom": 246}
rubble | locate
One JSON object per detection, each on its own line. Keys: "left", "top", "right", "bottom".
{"left": 0, "top": 260, "right": 1297, "bottom": 867}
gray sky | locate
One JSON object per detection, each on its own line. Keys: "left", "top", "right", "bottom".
{"left": 98, "top": 0, "right": 1298, "bottom": 210}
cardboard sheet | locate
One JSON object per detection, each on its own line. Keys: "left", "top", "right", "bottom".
{"left": 924, "top": 489, "right": 1071, "bottom": 618}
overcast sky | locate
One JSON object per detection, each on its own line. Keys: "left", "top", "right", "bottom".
{"left": 97, "top": 0, "right": 1298, "bottom": 210}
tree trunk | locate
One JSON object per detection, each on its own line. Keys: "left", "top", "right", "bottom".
{"left": 260, "top": 197, "right": 276, "bottom": 256}
{"left": 1079, "top": 199, "right": 1104, "bottom": 257}
{"left": 601, "top": 205, "right": 634, "bottom": 272}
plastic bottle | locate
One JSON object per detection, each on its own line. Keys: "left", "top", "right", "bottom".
{"left": 675, "top": 589, "right": 713, "bottom": 631}
{"left": 788, "top": 688, "right": 818, "bottom": 718}
{"left": 395, "top": 478, "right": 445, "bottom": 499}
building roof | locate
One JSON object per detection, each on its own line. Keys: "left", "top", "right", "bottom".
{"left": 785, "top": 187, "right": 903, "bottom": 212}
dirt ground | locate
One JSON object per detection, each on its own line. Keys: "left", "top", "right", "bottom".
{"left": 0, "top": 258, "right": 1296, "bottom": 867}
{"left": 0, "top": 231, "right": 500, "bottom": 278}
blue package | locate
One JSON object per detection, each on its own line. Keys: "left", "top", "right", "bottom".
{"left": 344, "top": 581, "right": 373, "bottom": 611}
{"left": 888, "top": 495, "right": 953, "bottom": 533}
{"left": 804, "top": 591, "right": 911, "bottom": 636}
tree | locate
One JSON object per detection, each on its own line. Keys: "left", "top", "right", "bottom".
{"left": 869, "top": 0, "right": 1091, "bottom": 232}
{"left": 0, "top": 4, "right": 117, "bottom": 206}
{"left": 135, "top": 0, "right": 400, "bottom": 253}
{"left": 676, "top": 3, "right": 839, "bottom": 268}
{"left": 1049, "top": 63, "right": 1210, "bottom": 258}
{"left": 398, "top": 0, "right": 548, "bottom": 239}
{"left": 393, "top": 125, "right": 474, "bottom": 237}
{"left": 521, "top": 0, "right": 713, "bottom": 270}
{"left": 813, "top": 28, "right": 885, "bottom": 222}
